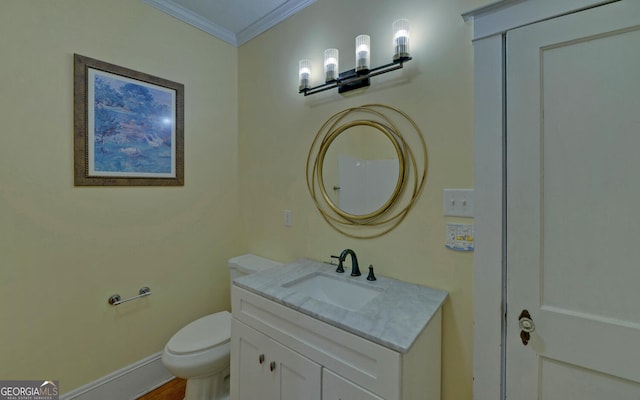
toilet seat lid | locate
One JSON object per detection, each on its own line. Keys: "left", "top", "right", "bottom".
{"left": 167, "top": 311, "right": 231, "bottom": 355}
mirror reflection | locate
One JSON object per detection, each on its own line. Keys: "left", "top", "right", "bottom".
{"left": 321, "top": 123, "right": 401, "bottom": 217}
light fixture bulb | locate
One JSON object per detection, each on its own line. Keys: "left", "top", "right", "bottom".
{"left": 324, "top": 49, "right": 339, "bottom": 82}
{"left": 392, "top": 19, "right": 410, "bottom": 61}
{"left": 299, "top": 59, "right": 311, "bottom": 91}
{"left": 355, "top": 35, "right": 370, "bottom": 73}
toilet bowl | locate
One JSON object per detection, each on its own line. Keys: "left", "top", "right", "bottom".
{"left": 162, "top": 254, "right": 282, "bottom": 400}
{"left": 162, "top": 312, "right": 231, "bottom": 400}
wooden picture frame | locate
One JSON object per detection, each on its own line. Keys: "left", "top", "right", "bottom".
{"left": 74, "top": 54, "right": 184, "bottom": 186}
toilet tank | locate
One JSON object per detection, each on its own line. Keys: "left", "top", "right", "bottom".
{"left": 228, "top": 254, "right": 283, "bottom": 285}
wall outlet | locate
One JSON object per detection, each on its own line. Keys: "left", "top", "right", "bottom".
{"left": 443, "top": 189, "right": 474, "bottom": 217}
{"left": 283, "top": 209, "right": 293, "bottom": 227}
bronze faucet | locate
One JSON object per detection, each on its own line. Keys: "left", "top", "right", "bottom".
{"left": 331, "top": 249, "right": 361, "bottom": 276}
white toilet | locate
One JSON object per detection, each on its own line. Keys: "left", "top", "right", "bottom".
{"left": 162, "top": 254, "right": 282, "bottom": 400}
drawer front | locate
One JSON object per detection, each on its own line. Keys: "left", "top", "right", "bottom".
{"left": 322, "top": 369, "right": 384, "bottom": 400}
{"left": 232, "top": 286, "right": 401, "bottom": 400}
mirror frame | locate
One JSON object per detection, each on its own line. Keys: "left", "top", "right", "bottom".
{"left": 306, "top": 104, "right": 427, "bottom": 238}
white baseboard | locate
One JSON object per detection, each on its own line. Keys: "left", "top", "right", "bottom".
{"left": 60, "top": 352, "right": 174, "bottom": 400}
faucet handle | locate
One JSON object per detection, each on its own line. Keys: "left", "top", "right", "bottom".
{"left": 330, "top": 255, "right": 345, "bottom": 273}
{"left": 367, "top": 265, "right": 377, "bottom": 281}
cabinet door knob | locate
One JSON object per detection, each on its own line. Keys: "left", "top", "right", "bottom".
{"left": 269, "top": 361, "right": 276, "bottom": 372}
{"left": 258, "top": 354, "right": 265, "bottom": 364}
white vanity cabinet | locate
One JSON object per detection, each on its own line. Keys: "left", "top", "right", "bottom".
{"left": 231, "top": 285, "right": 442, "bottom": 400}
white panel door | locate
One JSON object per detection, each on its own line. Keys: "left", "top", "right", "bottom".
{"left": 506, "top": 1, "right": 640, "bottom": 398}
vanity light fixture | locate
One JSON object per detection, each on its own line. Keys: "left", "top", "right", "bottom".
{"left": 298, "top": 19, "right": 412, "bottom": 96}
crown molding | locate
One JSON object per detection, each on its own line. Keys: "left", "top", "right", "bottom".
{"left": 236, "top": 0, "right": 316, "bottom": 46}
{"left": 143, "top": 0, "right": 316, "bottom": 47}
{"left": 143, "top": 0, "right": 238, "bottom": 46}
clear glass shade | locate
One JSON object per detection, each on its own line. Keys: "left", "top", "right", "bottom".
{"left": 324, "top": 49, "right": 339, "bottom": 82}
{"left": 355, "top": 35, "right": 370, "bottom": 72}
{"left": 299, "top": 59, "right": 311, "bottom": 90}
{"left": 392, "top": 19, "right": 410, "bottom": 61}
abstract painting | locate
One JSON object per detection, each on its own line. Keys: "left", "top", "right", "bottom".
{"left": 74, "top": 54, "right": 184, "bottom": 186}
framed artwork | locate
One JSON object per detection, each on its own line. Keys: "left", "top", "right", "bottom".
{"left": 74, "top": 54, "right": 184, "bottom": 186}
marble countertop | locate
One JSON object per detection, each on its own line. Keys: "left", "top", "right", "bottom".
{"left": 233, "top": 258, "right": 448, "bottom": 353}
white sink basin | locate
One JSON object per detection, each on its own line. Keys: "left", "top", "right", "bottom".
{"left": 282, "top": 273, "right": 383, "bottom": 312}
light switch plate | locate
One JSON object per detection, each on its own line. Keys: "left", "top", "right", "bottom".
{"left": 443, "top": 189, "right": 474, "bottom": 217}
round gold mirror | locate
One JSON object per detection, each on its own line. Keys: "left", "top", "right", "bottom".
{"left": 306, "top": 104, "right": 427, "bottom": 238}
{"left": 318, "top": 120, "right": 405, "bottom": 221}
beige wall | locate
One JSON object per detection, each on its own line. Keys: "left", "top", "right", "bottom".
{"left": 238, "top": 0, "right": 490, "bottom": 398}
{"left": 1, "top": 0, "right": 492, "bottom": 397}
{"left": 0, "top": 0, "right": 239, "bottom": 391}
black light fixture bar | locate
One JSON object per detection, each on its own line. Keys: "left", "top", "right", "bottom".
{"left": 299, "top": 57, "right": 412, "bottom": 97}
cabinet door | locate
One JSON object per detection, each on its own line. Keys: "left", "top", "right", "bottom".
{"left": 232, "top": 319, "right": 321, "bottom": 400}
{"left": 322, "top": 369, "right": 384, "bottom": 400}
{"left": 233, "top": 319, "right": 275, "bottom": 400}
{"left": 273, "top": 337, "right": 321, "bottom": 400}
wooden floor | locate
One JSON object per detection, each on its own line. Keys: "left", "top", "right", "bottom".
{"left": 137, "top": 378, "right": 186, "bottom": 400}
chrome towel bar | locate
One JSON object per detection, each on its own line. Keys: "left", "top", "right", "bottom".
{"left": 108, "top": 287, "right": 151, "bottom": 305}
